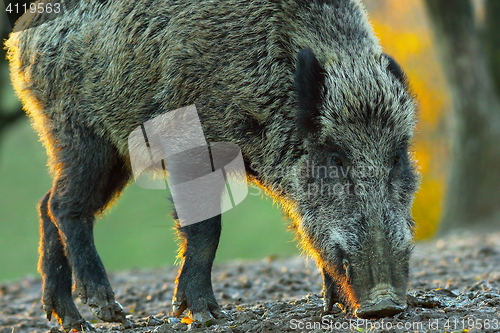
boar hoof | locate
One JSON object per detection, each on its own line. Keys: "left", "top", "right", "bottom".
{"left": 88, "top": 299, "right": 128, "bottom": 324}
{"left": 62, "top": 319, "right": 95, "bottom": 332}
{"left": 355, "top": 299, "right": 406, "bottom": 318}
{"left": 173, "top": 300, "right": 226, "bottom": 325}
{"left": 322, "top": 300, "right": 343, "bottom": 314}
{"left": 192, "top": 309, "right": 226, "bottom": 325}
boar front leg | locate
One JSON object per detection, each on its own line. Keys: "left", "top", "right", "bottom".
{"left": 173, "top": 215, "right": 225, "bottom": 323}
{"left": 322, "top": 268, "right": 342, "bottom": 313}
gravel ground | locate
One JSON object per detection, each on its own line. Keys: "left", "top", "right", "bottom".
{"left": 1, "top": 230, "right": 500, "bottom": 333}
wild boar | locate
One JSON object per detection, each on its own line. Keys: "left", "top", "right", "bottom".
{"left": 6, "top": 0, "right": 419, "bottom": 330}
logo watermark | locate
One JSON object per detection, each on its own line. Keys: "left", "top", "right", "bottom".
{"left": 247, "top": 160, "right": 373, "bottom": 198}
{"left": 128, "top": 105, "right": 248, "bottom": 227}
{"left": 289, "top": 317, "right": 500, "bottom": 332}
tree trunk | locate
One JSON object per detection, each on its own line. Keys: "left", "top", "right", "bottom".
{"left": 484, "top": 0, "right": 500, "bottom": 96}
{"left": 424, "top": 0, "right": 500, "bottom": 234}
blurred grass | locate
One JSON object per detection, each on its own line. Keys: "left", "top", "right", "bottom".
{"left": 0, "top": 120, "right": 298, "bottom": 283}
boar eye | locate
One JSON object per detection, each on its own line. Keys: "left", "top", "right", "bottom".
{"left": 392, "top": 155, "right": 401, "bottom": 167}
{"left": 331, "top": 156, "right": 343, "bottom": 167}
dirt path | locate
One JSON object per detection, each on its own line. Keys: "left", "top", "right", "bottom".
{"left": 1, "top": 230, "right": 500, "bottom": 333}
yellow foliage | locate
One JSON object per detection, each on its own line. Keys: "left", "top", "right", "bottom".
{"left": 374, "top": 24, "right": 428, "bottom": 62}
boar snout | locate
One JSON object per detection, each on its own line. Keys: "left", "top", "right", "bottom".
{"left": 354, "top": 283, "right": 407, "bottom": 318}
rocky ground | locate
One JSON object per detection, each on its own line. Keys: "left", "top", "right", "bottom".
{"left": 1, "top": 230, "right": 500, "bottom": 333}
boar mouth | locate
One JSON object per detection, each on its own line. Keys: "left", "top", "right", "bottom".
{"left": 354, "top": 283, "right": 407, "bottom": 318}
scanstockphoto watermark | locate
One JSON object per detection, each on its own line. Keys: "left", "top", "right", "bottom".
{"left": 250, "top": 160, "right": 383, "bottom": 181}
{"left": 290, "top": 318, "right": 426, "bottom": 331}
{"left": 248, "top": 180, "right": 367, "bottom": 199}
{"left": 306, "top": 180, "right": 367, "bottom": 198}
{"left": 248, "top": 179, "right": 367, "bottom": 199}
{"left": 289, "top": 318, "right": 500, "bottom": 332}
{"left": 248, "top": 161, "right": 370, "bottom": 198}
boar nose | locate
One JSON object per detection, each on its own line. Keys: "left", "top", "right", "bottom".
{"left": 355, "top": 299, "right": 406, "bottom": 318}
{"left": 354, "top": 283, "right": 406, "bottom": 318}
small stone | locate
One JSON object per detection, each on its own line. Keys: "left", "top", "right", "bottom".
{"left": 146, "top": 315, "right": 164, "bottom": 326}
{"left": 168, "top": 317, "right": 181, "bottom": 325}
{"left": 152, "top": 324, "right": 175, "bottom": 333}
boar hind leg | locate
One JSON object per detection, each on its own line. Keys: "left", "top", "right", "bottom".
{"left": 38, "top": 191, "right": 94, "bottom": 332}
{"left": 44, "top": 129, "right": 131, "bottom": 331}
{"left": 173, "top": 215, "right": 225, "bottom": 323}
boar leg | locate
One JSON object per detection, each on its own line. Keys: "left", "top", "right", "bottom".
{"left": 322, "top": 268, "right": 342, "bottom": 313}
{"left": 173, "top": 215, "right": 225, "bottom": 323}
{"left": 38, "top": 191, "right": 94, "bottom": 331}
{"left": 43, "top": 128, "right": 131, "bottom": 331}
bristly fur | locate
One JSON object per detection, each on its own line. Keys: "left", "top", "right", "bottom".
{"left": 6, "top": 0, "right": 419, "bottom": 325}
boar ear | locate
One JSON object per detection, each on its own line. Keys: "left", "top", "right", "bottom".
{"left": 295, "top": 48, "right": 326, "bottom": 136}
{"left": 382, "top": 53, "right": 408, "bottom": 86}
